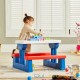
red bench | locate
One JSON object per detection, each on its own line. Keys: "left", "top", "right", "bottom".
{"left": 25, "top": 55, "right": 66, "bottom": 60}
{"left": 12, "top": 52, "right": 66, "bottom": 71}
{"left": 12, "top": 52, "right": 50, "bottom": 58}
{"left": 12, "top": 52, "right": 66, "bottom": 60}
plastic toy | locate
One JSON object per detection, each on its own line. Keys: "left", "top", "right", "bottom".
{"left": 52, "top": 75, "right": 77, "bottom": 80}
{"left": 76, "top": 72, "right": 80, "bottom": 77}
{"left": 73, "top": 22, "right": 80, "bottom": 55}
{"left": 27, "top": 75, "right": 77, "bottom": 80}
{"left": 27, "top": 76, "right": 32, "bottom": 80}
{"left": 76, "top": 45, "right": 80, "bottom": 55}
{"left": 12, "top": 40, "right": 66, "bottom": 72}
{"left": 45, "top": 37, "right": 50, "bottom": 40}
{"left": 12, "top": 52, "right": 66, "bottom": 72}
{"left": 65, "top": 67, "right": 69, "bottom": 72}
{"left": 65, "top": 65, "right": 72, "bottom": 75}
{"left": 27, "top": 34, "right": 51, "bottom": 41}
{"left": 28, "top": 35, "right": 44, "bottom": 41}
{"left": 66, "top": 64, "right": 80, "bottom": 78}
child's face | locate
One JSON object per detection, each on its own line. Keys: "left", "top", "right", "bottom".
{"left": 25, "top": 19, "right": 34, "bottom": 26}
{"left": 29, "top": 20, "right": 34, "bottom": 26}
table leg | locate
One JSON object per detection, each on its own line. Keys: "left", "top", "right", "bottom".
{"left": 51, "top": 48, "right": 56, "bottom": 63}
{"left": 17, "top": 44, "right": 27, "bottom": 65}
{"left": 16, "top": 44, "right": 33, "bottom": 72}
{"left": 49, "top": 43, "right": 59, "bottom": 63}
{"left": 43, "top": 43, "right": 60, "bottom": 69}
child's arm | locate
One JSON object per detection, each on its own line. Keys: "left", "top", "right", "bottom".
{"left": 18, "top": 32, "right": 22, "bottom": 39}
{"left": 26, "top": 26, "right": 42, "bottom": 35}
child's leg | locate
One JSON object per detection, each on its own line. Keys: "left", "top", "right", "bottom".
{"left": 12, "top": 47, "right": 18, "bottom": 55}
{"left": 12, "top": 44, "right": 31, "bottom": 58}
{"left": 26, "top": 44, "right": 31, "bottom": 52}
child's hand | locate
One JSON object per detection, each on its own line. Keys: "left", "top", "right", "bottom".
{"left": 30, "top": 35, "right": 34, "bottom": 38}
{"left": 38, "top": 32, "right": 43, "bottom": 36}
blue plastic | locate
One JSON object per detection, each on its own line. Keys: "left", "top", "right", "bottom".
{"left": 13, "top": 60, "right": 33, "bottom": 72}
{"left": 12, "top": 42, "right": 66, "bottom": 72}
{"left": 49, "top": 43, "right": 59, "bottom": 63}
{"left": 43, "top": 60, "right": 58, "bottom": 69}
{"left": 43, "top": 58, "right": 65, "bottom": 70}
{"left": 51, "top": 48, "right": 56, "bottom": 63}
{"left": 49, "top": 43, "right": 59, "bottom": 49}
{"left": 17, "top": 44, "right": 27, "bottom": 50}
{"left": 13, "top": 44, "right": 33, "bottom": 72}
{"left": 17, "top": 44, "right": 27, "bottom": 64}
{"left": 19, "top": 50, "right": 25, "bottom": 64}
{"left": 26, "top": 60, "right": 33, "bottom": 72}
{"left": 13, "top": 57, "right": 19, "bottom": 63}
{"left": 29, "top": 35, "right": 43, "bottom": 41}
{"left": 76, "top": 72, "right": 80, "bottom": 77}
{"left": 27, "top": 76, "right": 32, "bottom": 80}
{"left": 58, "top": 58, "right": 65, "bottom": 70}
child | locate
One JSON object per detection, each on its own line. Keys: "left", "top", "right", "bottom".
{"left": 12, "top": 13, "right": 42, "bottom": 56}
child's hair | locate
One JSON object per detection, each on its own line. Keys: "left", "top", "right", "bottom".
{"left": 23, "top": 13, "right": 34, "bottom": 23}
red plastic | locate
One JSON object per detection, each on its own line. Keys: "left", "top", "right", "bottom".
{"left": 12, "top": 52, "right": 66, "bottom": 60}
{"left": 76, "top": 45, "right": 80, "bottom": 51}
{"left": 12, "top": 53, "right": 19, "bottom": 57}
{"left": 25, "top": 55, "right": 66, "bottom": 60}
{"left": 12, "top": 52, "right": 50, "bottom": 58}
{"left": 65, "top": 68, "right": 69, "bottom": 72}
